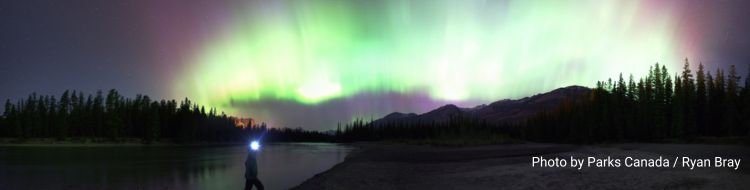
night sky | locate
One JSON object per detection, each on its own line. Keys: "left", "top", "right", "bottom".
{"left": 1, "top": 0, "right": 749, "bottom": 130}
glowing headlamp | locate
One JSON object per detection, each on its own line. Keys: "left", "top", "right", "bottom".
{"left": 250, "top": 140, "right": 260, "bottom": 151}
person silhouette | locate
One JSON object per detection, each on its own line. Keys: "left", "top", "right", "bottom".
{"left": 245, "top": 141, "right": 264, "bottom": 190}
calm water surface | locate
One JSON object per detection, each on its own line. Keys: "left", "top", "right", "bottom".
{"left": 0, "top": 143, "right": 352, "bottom": 190}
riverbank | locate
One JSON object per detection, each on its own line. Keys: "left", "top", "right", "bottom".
{"left": 294, "top": 143, "right": 750, "bottom": 190}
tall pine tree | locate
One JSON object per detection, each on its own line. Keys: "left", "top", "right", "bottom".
{"left": 695, "top": 63, "right": 707, "bottom": 134}
{"left": 726, "top": 65, "right": 741, "bottom": 135}
{"left": 680, "top": 59, "right": 695, "bottom": 136}
{"left": 743, "top": 66, "right": 750, "bottom": 136}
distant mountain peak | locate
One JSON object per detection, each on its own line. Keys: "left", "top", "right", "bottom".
{"left": 435, "top": 104, "right": 460, "bottom": 111}
{"left": 552, "top": 85, "right": 590, "bottom": 93}
{"left": 382, "top": 112, "right": 417, "bottom": 120}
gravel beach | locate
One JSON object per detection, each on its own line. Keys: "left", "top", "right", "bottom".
{"left": 294, "top": 143, "right": 750, "bottom": 190}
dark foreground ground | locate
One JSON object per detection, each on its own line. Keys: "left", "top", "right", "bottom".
{"left": 293, "top": 143, "right": 750, "bottom": 190}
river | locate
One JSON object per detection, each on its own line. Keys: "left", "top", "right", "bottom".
{"left": 0, "top": 143, "right": 352, "bottom": 190}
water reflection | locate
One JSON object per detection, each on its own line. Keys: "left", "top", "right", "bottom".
{"left": 0, "top": 143, "right": 352, "bottom": 190}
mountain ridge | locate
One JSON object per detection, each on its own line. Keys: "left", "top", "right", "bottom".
{"left": 371, "top": 85, "right": 591, "bottom": 126}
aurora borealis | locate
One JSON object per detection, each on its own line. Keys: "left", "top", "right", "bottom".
{"left": 2, "top": 0, "right": 750, "bottom": 130}
{"left": 182, "top": 0, "right": 681, "bottom": 104}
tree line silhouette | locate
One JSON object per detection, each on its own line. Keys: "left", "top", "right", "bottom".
{"left": 334, "top": 115, "right": 500, "bottom": 143}
{"left": 0, "top": 89, "right": 330, "bottom": 143}
{"left": 336, "top": 60, "right": 750, "bottom": 143}
{"left": 521, "top": 60, "right": 750, "bottom": 143}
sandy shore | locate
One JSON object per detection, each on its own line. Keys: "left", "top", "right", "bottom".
{"left": 294, "top": 143, "right": 750, "bottom": 190}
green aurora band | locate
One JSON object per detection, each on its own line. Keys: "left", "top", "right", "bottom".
{"left": 174, "top": 0, "right": 690, "bottom": 118}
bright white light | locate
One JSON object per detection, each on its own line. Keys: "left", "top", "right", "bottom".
{"left": 250, "top": 141, "right": 260, "bottom": 151}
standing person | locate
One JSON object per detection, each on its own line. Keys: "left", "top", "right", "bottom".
{"left": 245, "top": 141, "right": 264, "bottom": 190}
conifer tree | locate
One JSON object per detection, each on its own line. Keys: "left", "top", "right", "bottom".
{"left": 726, "top": 65, "right": 741, "bottom": 135}
{"left": 628, "top": 74, "right": 637, "bottom": 100}
{"left": 2, "top": 99, "right": 11, "bottom": 137}
{"left": 743, "top": 66, "right": 750, "bottom": 136}
{"left": 695, "top": 63, "right": 707, "bottom": 134}
{"left": 715, "top": 68, "right": 727, "bottom": 135}
{"left": 672, "top": 75, "right": 684, "bottom": 137}
{"left": 680, "top": 59, "right": 695, "bottom": 136}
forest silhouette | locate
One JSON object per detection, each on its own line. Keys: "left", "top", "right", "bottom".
{"left": 0, "top": 90, "right": 329, "bottom": 143}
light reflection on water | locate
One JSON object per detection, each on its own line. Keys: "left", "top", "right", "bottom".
{"left": 0, "top": 143, "right": 352, "bottom": 190}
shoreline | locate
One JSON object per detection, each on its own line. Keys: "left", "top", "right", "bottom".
{"left": 293, "top": 143, "right": 750, "bottom": 189}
